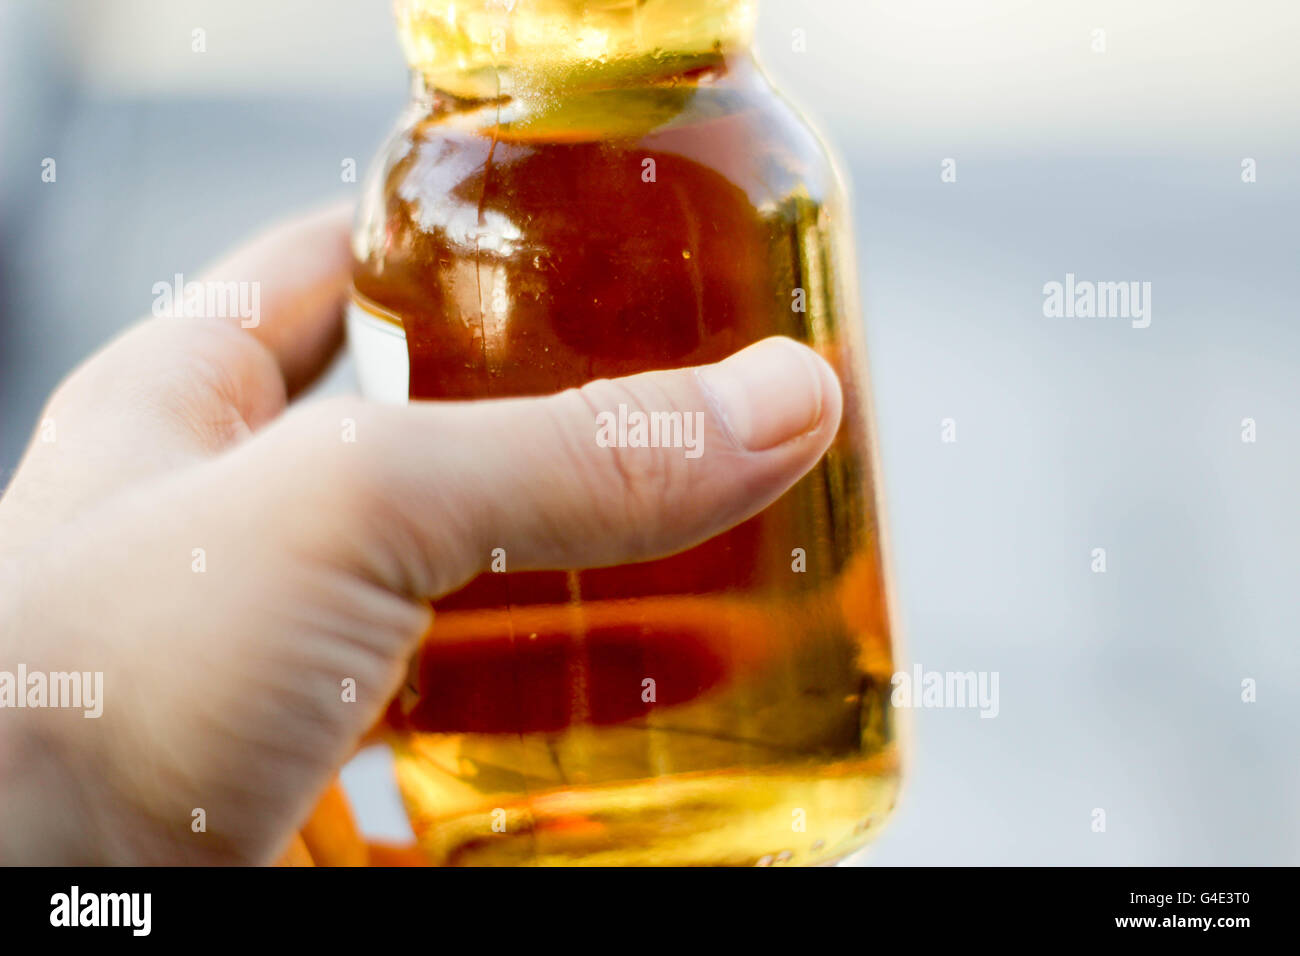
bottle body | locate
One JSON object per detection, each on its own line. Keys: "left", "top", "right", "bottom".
{"left": 351, "top": 1, "right": 898, "bottom": 865}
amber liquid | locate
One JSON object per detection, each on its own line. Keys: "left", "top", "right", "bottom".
{"left": 352, "top": 57, "right": 898, "bottom": 865}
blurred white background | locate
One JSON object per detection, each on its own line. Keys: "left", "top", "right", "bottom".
{"left": 2, "top": 0, "right": 1297, "bottom": 864}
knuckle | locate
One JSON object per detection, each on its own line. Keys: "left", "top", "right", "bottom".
{"left": 564, "top": 376, "right": 692, "bottom": 548}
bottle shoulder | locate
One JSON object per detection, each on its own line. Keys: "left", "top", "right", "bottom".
{"left": 357, "top": 72, "right": 841, "bottom": 223}
{"left": 351, "top": 64, "right": 855, "bottom": 327}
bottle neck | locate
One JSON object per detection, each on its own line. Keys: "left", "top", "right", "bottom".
{"left": 395, "top": 0, "right": 758, "bottom": 101}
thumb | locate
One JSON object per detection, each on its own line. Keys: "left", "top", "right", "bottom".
{"left": 245, "top": 336, "right": 843, "bottom": 600}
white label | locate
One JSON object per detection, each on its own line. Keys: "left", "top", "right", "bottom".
{"left": 347, "top": 302, "right": 409, "bottom": 405}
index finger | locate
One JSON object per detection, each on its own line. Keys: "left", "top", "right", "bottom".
{"left": 199, "top": 200, "right": 356, "bottom": 398}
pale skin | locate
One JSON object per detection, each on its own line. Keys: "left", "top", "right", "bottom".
{"left": 0, "top": 204, "right": 843, "bottom": 864}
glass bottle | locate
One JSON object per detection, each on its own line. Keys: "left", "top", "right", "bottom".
{"left": 350, "top": 0, "right": 900, "bottom": 866}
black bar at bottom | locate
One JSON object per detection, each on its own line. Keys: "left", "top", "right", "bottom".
{"left": 0, "top": 865, "right": 1276, "bottom": 942}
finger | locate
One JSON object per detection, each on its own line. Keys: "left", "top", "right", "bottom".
{"left": 0, "top": 203, "right": 355, "bottom": 549}
{"left": 54, "top": 200, "right": 353, "bottom": 427}
{"left": 0, "top": 319, "right": 287, "bottom": 552}
{"left": 244, "top": 336, "right": 843, "bottom": 602}
{"left": 366, "top": 841, "right": 429, "bottom": 866}
{"left": 199, "top": 200, "right": 355, "bottom": 398}
{"left": 297, "top": 778, "right": 368, "bottom": 867}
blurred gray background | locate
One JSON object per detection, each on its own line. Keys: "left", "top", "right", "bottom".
{"left": 1, "top": 0, "right": 1297, "bottom": 864}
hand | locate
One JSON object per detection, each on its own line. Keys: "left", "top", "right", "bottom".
{"left": 0, "top": 204, "right": 843, "bottom": 864}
